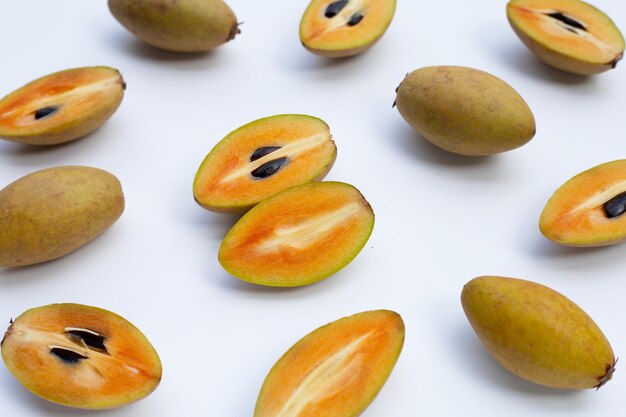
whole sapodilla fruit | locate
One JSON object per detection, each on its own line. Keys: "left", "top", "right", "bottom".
{"left": 0, "top": 166, "right": 125, "bottom": 267}
{"left": 108, "top": 0, "right": 240, "bottom": 52}
{"left": 395, "top": 66, "right": 536, "bottom": 156}
{"left": 507, "top": 0, "right": 625, "bottom": 75}
{"left": 299, "top": 0, "right": 396, "bottom": 58}
{"left": 0, "top": 67, "right": 125, "bottom": 145}
{"left": 539, "top": 159, "right": 626, "bottom": 246}
{"left": 254, "top": 310, "right": 404, "bottom": 417}
{"left": 1, "top": 303, "right": 162, "bottom": 409}
{"left": 462, "top": 276, "right": 615, "bottom": 389}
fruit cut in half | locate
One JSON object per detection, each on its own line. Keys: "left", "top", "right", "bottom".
{"left": 218, "top": 181, "right": 374, "bottom": 287}
{"left": 507, "top": 0, "right": 625, "bottom": 75}
{"left": 0, "top": 67, "right": 125, "bottom": 145}
{"left": 462, "top": 276, "right": 615, "bottom": 389}
{"left": 194, "top": 114, "right": 336, "bottom": 213}
{"left": 540, "top": 160, "right": 626, "bottom": 246}
{"left": 300, "top": 0, "right": 396, "bottom": 58}
{"left": 1, "top": 304, "right": 162, "bottom": 409}
{"left": 254, "top": 310, "right": 404, "bottom": 417}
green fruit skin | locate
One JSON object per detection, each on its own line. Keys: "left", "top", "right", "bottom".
{"left": 395, "top": 66, "right": 536, "bottom": 156}
{"left": 462, "top": 276, "right": 615, "bottom": 389}
{"left": 0, "top": 166, "right": 125, "bottom": 267}
{"left": 108, "top": 0, "right": 239, "bottom": 52}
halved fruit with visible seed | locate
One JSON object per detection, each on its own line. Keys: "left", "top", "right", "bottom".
{"left": 254, "top": 310, "right": 404, "bottom": 417}
{"left": 193, "top": 114, "right": 336, "bottom": 213}
{"left": 507, "top": 0, "right": 625, "bottom": 75}
{"left": 300, "top": 0, "right": 396, "bottom": 58}
{"left": 0, "top": 67, "right": 125, "bottom": 145}
{"left": 1, "top": 304, "right": 162, "bottom": 409}
{"left": 218, "top": 181, "right": 374, "bottom": 287}
{"left": 540, "top": 160, "right": 626, "bottom": 246}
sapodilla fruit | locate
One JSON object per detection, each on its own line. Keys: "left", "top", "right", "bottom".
{"left": 507, "top": 0, "right": 624, "bottom": 75}
{"left": 254, "top": 310, "right": 404, "bottom": 417}
{"left": 461, "top": 276, "right": 615, "bottom": 389}
{"left": 1, "top": 303, "right": 162, "bottom": 409}
{"left": 0, "top": 67, "right": 125, "bottom": 145}
{"left": 300, "top": 0, "right": 396, "bottom": 57}
{"left": 395, "top": 66, "right": 536, "bottom": 156}
{"left": 0, "top": 166, "right": 125, "bottom": 267}
{"left": 108, "top": 0, "right": 240, "bottom": 52}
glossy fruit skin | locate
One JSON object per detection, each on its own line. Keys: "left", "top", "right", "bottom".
{"left": 0, "top": 67, "right": 125, "bottom": 145}
{"left": 0, "top": 166, "right": 125, "bottom": 267}
{"left": 218, "top": 181, "right": 375, "bottom": 287}
{"left": 1, "top": 303, "right": 162, "bottom": 409}
{"left": 254, "top": 310, "right": 404, "bottom": 417}
{"left": 507, "top": 0, "right": 625, "bottom": 75}
{"left": 395, "top": 66, "right": 536, "bottom": 156}
{"left": 108, "top": 0, "right": 239, "bottom": 52}
{"left": 193, "top": 114, "right": 337, "bottom": 213}
{"left": 462, "top": 276, "right": 615, "bottom": 389}
{"left": 540, "top": 160, "right": 626, "bottom": 246}
{"left": 299, "top": 0, "right": 396, "bottom": 58}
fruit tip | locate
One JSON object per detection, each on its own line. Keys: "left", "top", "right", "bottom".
{"left": 595, "top": 357, "right": 617, "bottom": 390}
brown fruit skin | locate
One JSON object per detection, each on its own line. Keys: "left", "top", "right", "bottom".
{"left": 462, "top": 276, "right": 615, "bottom": 389}
{"left": 0, "top": 67, "right": 125, "bottom": 145}
{"left": 539, "top": 160, "right": 626, "bottom": 246}
{"left": 395, "top": 66, "right": 536, "bottom": 156}
{"left": 0, "top": 166, "right": 125, "bottom": 267}
{"left": 108, "top": 0, "right": 239, "bottom": 52}
{"left": 1, "top": 303, "right": 162, "bottom": 409}
{"left": 507, "top": 0, "right": 625, "bottom": 75}
{"left": 254, "top": 310, "right": 404, "bottom": 417}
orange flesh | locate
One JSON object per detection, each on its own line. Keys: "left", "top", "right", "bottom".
{"left": 0, "top": 67, "right": 124, "bottom": 140}
{"left": 508, "top": 0, "right": 624, "bottom": 65}
{"left": 254, "top": 310, "right": 404, "bottom": 417}
{"left": 540, "top": 160, "right": 626, "bottom": 246}
{"left": 218, "top": 182, "right": 374, "bottom": 286}
{"left": 300, "top": 0, "right": 396, "bottom": 54}
{"left": 194, "top": 115, "right": 336, "bottom": 212}
{"left": 1, "top": 304, "right": 161, "bottom": 409}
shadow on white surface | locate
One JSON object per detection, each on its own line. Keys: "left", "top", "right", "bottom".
{"left": 102, "top": 30, "right": 224, "bottom": 66}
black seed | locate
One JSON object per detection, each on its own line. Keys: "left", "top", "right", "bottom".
{"left": 347, "top": 13, "right": 364, "bottom": 26}
{"left": 250, "top": 146, "right": 282, "bottom": 162}
{"left": 546, "top": 12, "right": 586, "bottom": 32}
{"left": 34, "top": 106, "right": 58, "bottom": 120}
{"left": 66, "top": 329, "right": 108, "bottom": 353}
{"left": 50, "top": 347, "right": 87, "bottom": 364}
{"left": 251, "top": 157, "right": 288, "bottom": 179}
{"left": 604, "top": 192, "right": 626, "bottom": 218}
{"left": 325, "top": 0, "right": 349, "bottom": 18}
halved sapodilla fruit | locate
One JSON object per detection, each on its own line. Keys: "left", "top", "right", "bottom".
{"left": 300, "top": 0, "right": 396, "bottom": 58}
{"left": 218, "top": 182, "right": 374, "bottom": 287}
{"left": 194, "top": 114, "right": 336, "bottom": 213}
{"left": 507, "top": 0, "right": 625, "bottom": 75}
{"left": 540, "top": 160, "right": 626, "bottom": 246}
{"left": 0, "top": 67, "right": 125, "bottom": 145}
{"left": 1, "top": 304, "right": 162, "bottom": 409}
{"left": 254, "top": 310, "right": 404, "bottom": 417}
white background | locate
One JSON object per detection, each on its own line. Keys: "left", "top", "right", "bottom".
{"left": 1, "top": 1, "right": 625, "bottom": 416}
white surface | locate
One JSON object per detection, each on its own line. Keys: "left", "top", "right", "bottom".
{"left": 1, "top": 1, "right": 625, "bottom": 415}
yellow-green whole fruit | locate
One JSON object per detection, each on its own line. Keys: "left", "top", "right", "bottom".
{"left": 461, "top": 276, "right": 615, "bottom": 389}
{"left": 395, "top": 66, "right": 536, "bottom": 156}
{"left": 0, "top": 166, "right": 125, "bottom": 267}
{"left": 108, "top": 0, "right": 240, "bottom": 52}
